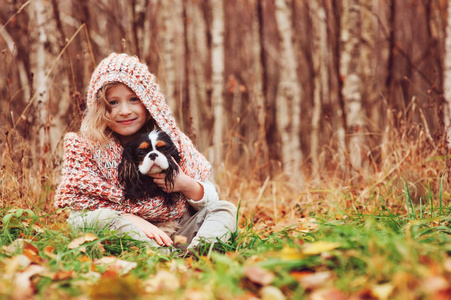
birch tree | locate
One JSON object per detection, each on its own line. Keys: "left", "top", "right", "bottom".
{"left": 340, "top": 0, "right": 365, "bottom": 173}
{"left": 30, "top": 0, "right": 51, "bottom": 174}
{"left": 210, "top": 0, "right": 225, "bottom": 167}
{"left": 310, "top": 0, "right": 329, "bottom": 182}
{"left": 443, "top": 1, "right": 451, "bottom": 146}
{"left": 274, "top": 0, "right": 303, "bottom": 185}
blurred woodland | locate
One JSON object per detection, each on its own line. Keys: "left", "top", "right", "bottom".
{"left": 1, "top": 0, "right": 451, "bottom": 203}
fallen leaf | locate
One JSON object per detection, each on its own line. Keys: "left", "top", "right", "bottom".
{"left": 298, "top": 217, "right": 319, "bottom": 232}
{"left": 94, "top": 257, "right": 137, "bottom": 276}
{"left": 309, "top": 288, "right": 348, "bottom": 300}
{"left": 276, "top": 246, "right": 304, "bottom": 261}
{"left": 89, "top": 275, "right": 141, "bottom": 299}
{"left": 244, "top": 266, "right": 275, "bottom": 286}
{"left": 421, "top": 276, "right": 449, "bottom": 294}
{"left": 303, "top": 241, "right": 341, "bottom": 255}
{"left": 1, "top": 239, "right": 30, "bottom": 255}
{"left": 22, "top": 242, "right": 41, "bottom": 263}
{"left": 297, "top": 271, "right": 332, "bottom": 290}
{"left": 43, "top": 246, "right": 57, "bottom": 259}
{"left": 4, "top": 254, "right": 31, "bottom": 274}
{"left": 183, "top": 289, "right": 214, "bottom": 300}
{"left": 273, "top": 217, "right": 299, "bottom": 232}
{"left": 31, "top": 223, "right": 44, "bottom": 233}
{"left": 78, "top": 255, "right": 91, "bottom": 263}
{"left": 12, "top": 264, "right": 46, "bottom": 299}
{"left": 371, "top": 283, "right": 394, "bottom": 300}
{"left": 260, "top": 285, "right": 286, "bottom": 300}
{"left": 144, "top": 270, "right": 180, "bottom": 293}
{"left": 54, "top": 270, "right": 77, "bottom": 281}
{"left": 68, "top": 233, "right": 98, "bottom": 250}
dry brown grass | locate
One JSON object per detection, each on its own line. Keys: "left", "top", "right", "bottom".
{"left": 214, "top": 107, "right": 450, "bottom": 232}
{"left": 0, "top": 104, "right": 449, "bottom": 234}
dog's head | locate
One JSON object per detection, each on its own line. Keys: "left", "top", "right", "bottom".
{"left": 118, "top": 130, "right": 181, "bottom": 202}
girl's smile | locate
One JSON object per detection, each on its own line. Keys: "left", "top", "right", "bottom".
{"left": 106, "top": 83, "right": 148, "bottom": 145}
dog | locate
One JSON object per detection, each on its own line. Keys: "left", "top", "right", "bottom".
{"left": 118, "top": 129, "right": 181, "bottom": 206}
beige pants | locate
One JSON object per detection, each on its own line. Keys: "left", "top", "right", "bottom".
{"left": 67, "top": 200, "right": 237, "bottom": 249}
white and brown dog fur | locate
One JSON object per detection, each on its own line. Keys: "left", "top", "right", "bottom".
{"left": 118, "top": 129, "right": 182, "bottom": 238}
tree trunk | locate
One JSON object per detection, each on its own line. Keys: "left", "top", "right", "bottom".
{"left": 443, "top": 1, "right": 451, "bottom": 146}
{"left": 210, "top": 0, "right": 225, "bottom": 167}
{"left": 30, "top": 0, "right": 51, "bottom": 175}
{"left": 274, "top": 0, "right": 303, "bottom": 185}
{"left": 310, "top": 0, "right": 329, "bottom": 183}
{"left": 340, "top": 0, "right": 365, "bottom": 174}
{"left": 183, "top": 1, "right": 210, "bottom": 148}
{"left": 252, "top": 0, "right": 270, "bottom": 177}
{"left": 160, "top": 0, "right": 183, "bottom": 114}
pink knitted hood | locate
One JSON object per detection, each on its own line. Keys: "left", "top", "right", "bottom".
{"left": 86, "top": 53, "right": 211, "bottom": 182}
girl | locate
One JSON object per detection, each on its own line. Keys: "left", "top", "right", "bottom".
{"left": 54, "top": 53, "right": 237, "bottom": 250}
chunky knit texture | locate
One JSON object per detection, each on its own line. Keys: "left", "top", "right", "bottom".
{"left": 54, "top": 53, "right": 212, "bottom": 222}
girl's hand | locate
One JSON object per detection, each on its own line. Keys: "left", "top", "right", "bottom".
{"left": 149, "top": 164, "right": 204, "bottom": 201}
{"left": 122, "top": 213, "right": 173, "bottom": 246}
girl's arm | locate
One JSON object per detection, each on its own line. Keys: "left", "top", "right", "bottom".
{"left": 150, "top": 171, "right": 219, "bottom": 211}
{"left": 122, "top": 213, "right": 173, "bottom": 246}
{"left": 55, "top": 133, "right": 124, "bottom": 209}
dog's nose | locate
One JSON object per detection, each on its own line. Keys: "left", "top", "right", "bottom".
{"left": 148, "top": 153, "right": 158, "bottom": 161}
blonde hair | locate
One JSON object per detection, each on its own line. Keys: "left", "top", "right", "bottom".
{"left": 80, "top": 82, "right": 154, "bottom": 145}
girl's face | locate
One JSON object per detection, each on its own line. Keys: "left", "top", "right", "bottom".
{"left": 105, "top": 83, "right": 148, "bottom": 145}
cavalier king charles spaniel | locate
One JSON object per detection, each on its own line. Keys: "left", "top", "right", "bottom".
{"left": 118, "top": 129, "right": 181, "bottom": 206}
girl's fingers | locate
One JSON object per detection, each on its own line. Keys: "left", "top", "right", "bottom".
{"left": 146, "top": 228, "right": 173, "bottom": 246}
{"left": 153, "top": 234, "right": 163, "bottom": 245}
{"left": 160, "top": 234, "right": 173, "bottom": 246}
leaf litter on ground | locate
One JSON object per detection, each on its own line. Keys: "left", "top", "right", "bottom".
{"left": 0, "top": 195, "right": 450, "bottom": 299}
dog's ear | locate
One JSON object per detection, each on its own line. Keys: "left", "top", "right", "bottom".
{"left": 164, "top": 156, "right": 180, "bottom": 190}
{"left": 118, "top": 145, "right": 140, "bottom": 185}
{"left": 172, "top": 148, "right": 181, "bottom": 164}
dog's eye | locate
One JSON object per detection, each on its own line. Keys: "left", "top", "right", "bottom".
{"left": 137, "top": 149, "right": 146, "bottom": 158}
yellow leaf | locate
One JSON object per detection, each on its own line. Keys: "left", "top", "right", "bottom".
{"left": 68, "top": 233, "right": 98, "bottom": 249}
{"left": 279, "top": 246, "right": 304, "bottom": 261}
{"left": 371, "top": 283, "right": 394, "bottom": 300}
{"left": 260, "top": 286, "right": 286, "bottom": 300}
{"left": 302, "top": 241, "right": 341, "bottom": 255}
{"left": 90, "top": 275, "right": 141, "bottom": 299}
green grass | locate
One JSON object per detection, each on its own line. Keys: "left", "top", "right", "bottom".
{"left": 0, "top": 191, "right": 450, "bottom": 300}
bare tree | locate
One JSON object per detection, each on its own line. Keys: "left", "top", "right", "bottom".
{"left": 310, "top": 0, "right": 329, "bottom": 182}
{"left": 274, "top": 0, "right": 303, "bottom": 185}
{"left": 30, "top": 0, "right": 52, "bottom": 176}
{"left": 340, "top": 0, "right": 365, "bottom": 175}
{"left": 210, "top": 0, "right": 225, "bottom": 167}
{"left": 444, "top": 1, "right": 451, "bottom": 146}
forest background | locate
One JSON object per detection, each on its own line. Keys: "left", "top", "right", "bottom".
{"left": 1, "top": 0, "right": 451, "bottom": 220}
